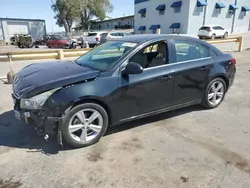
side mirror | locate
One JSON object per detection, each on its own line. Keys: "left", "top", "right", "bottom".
{"left": 123, "top": 62, "right": 143, "bottom": 75}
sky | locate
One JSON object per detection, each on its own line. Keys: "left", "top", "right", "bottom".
{"left": 0, "top": 0, "right": 134, "bottom": 32}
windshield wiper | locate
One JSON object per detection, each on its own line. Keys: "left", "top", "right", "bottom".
{"left": 74, "top": 60, "right": 102, "bottom": 71}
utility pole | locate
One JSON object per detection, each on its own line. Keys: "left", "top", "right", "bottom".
{"left": 231, "top": 0, "right": 238, "bottom": 33}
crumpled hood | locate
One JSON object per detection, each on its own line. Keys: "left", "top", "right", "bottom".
{"left": 13, "top": 61, "right": 100, "bottom": 99}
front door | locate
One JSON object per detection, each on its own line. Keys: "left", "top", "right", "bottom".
{"left": 171, "top": 39, "right": 211, "bottom": 105}
{"left": 117, "top": 41, "right": 175, "bottom": 120}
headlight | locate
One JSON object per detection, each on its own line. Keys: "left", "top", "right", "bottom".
{"left": 20, "top": 88, "right": 60, "bottom": 110}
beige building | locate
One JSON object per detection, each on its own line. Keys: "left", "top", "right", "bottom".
{"left": 91, "top": 15, "right": 134, "bottom": 30}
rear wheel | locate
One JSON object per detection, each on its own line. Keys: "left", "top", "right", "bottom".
{"left": 202, "top": 78, "right": 226, "bottom": 109}
{"left": 62, "top": 103, "right": 109, "bottom": 148}
{"left": 211, "top": 34, "right": 216, "bottom": 40}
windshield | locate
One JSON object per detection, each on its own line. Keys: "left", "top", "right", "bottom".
{"left": 76, "top": 41, "right": 137, "bottom": 71}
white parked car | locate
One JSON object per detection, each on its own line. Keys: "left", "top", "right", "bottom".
{"left": 100, "top": 31, "right": 132, "bottom": 44}
{"left": 86, "top": 32, "right": 107, "bottom": 47}
{"left": 198, "top": 25, "right": 229, "bottom": 40}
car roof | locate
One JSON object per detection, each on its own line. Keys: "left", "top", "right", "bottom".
{"left": 110, "top": 34, "right": 200, "bottom": 44}
{"left": 108, "top": 31, "right": 129, "bottom": 33}
{"left": 201, "top": 25, "right": 220, "bottom": 27}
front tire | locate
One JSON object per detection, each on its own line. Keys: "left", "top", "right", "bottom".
{"left": 202, "top": 78, "right": 226, "bottom": 109}
{"left": 224, "top": 32, "right": 228, "bottom": 38}
{"left": 62, "top": 103, "right": 108, "bottom": 148}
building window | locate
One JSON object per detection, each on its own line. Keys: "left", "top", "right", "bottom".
{"left": 159, "top": 10, "right": 165, "bottom": 15}
{"left": 229, "top": 10, "right": 235, "bottom": 15}
{"left": 141, "top": 12, "right": 146, "bottom": 18}
{"left": 173, "top": 28, "right": 179, "bottom": 34}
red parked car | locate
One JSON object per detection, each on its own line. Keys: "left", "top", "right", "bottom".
{"left": 46, "top": 35, "right": 69, "bottom": 48}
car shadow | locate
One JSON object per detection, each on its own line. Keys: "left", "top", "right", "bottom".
{"left": 105, "top": 105, "right": 204, "bottom": 136}
{"left": 0, "top": 105, "right": 205, "bottom": 155}
{"left": 0, "top": 110, "right": 61, "bottom": 155}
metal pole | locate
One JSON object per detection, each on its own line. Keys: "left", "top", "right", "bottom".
{"left": 231, "top": 0, "right": 238, "bottom": 33}
{"left": 203, "top": 0, "right": 208, "bottom": 25}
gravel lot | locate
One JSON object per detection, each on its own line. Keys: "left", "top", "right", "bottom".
{"left": 0, "top": 50, "right": 250, "bottom": 188}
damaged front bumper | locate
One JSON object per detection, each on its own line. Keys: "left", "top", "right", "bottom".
{"left": 13, "top": 95, "right": 63, "bottom": 144}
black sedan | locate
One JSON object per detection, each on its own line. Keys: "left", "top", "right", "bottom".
{"left": 12, "top": 34, "right": 236, "bottom": 148}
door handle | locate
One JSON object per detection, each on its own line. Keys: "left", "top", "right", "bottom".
{"left": 161, "top": 75, "right": 172, "bottom": 82}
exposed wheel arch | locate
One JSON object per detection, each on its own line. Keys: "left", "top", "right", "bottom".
{"left": 70, "top": 99, "right": 112, "bottom": 125}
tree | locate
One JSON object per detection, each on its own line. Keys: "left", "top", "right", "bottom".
{"left": 77, "top": 0, "right": 113, "bottom": 30}
{"left": 51, "top": 0, "right": 79, "bottom": 38}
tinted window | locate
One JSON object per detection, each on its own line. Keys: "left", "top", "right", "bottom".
{"left": 124, "top": 33, "right": 131, "bottom": 36}
{"left": 110, "top": 33, "right": 118, "bottom": 36}
{"left": 213, "top": 26, "right": 221, "bottom": 30}
{"left": 88, "top": 33, "right": 97, "bottom": 36}
{"left": 199, "top": 44, "right": 209, "bottom": 58}
{"left": 200, "top": 26, "right": 210, "bottom": 30}
{"left": 100, "top": 33, "right": 108, "bottom": 37}
{"left": 209, "top": 49, "right": 217, "bottom": 57}
{"left": 175, "top": 41, "right": 201, "bottom": 62}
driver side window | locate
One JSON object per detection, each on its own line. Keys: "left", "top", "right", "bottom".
{"left": 129, "top": 41, "right": 168, "bottom": 69}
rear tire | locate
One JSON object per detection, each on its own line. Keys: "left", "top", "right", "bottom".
{"left": 202, "top": 78, "right": 226, "bottom": 109}
{"left": 211, "top": 34, "right": 216, "bottom": 40}
{"left": 61, "top": 103, "right": 109, "bottom": 148}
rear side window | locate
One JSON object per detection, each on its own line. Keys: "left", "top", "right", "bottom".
{"left": 213, "top": 26, "right": 221, "bottom": 30}
{"left": 209, "top": 49, "right": 217, "bottom": 57}
{"left": 174, "top": 41, "right": 201, "bottom": 62}
{"left": 110, "top": 33, "right": 118, "bottom": 36}
{"left": 124, "top": 33, "right": 131, "bottom": 36}
{"left": 174, "top": 40, "right": 216, "bottom": 62}
{"left": 199, "top": 44, "right": 209, "bottom": 58}
{"left": 88, "top": 33, "right": 97, "bottom": 36}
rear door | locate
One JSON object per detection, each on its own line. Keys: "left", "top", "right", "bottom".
{"left": 213, "top": 26, "right": 223, "bottom": 36}
{"left": 170, "top": 39, "right": 213, "bottom": 105}
{"left": 218, "top": 26, "right": 225, "bottom": 36}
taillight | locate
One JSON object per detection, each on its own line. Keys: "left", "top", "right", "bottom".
{"left": 231, "top": 58, "right": 236, "bottom": 65}
{"left": 96, "top": 37, "right": 100, "bottom": 41}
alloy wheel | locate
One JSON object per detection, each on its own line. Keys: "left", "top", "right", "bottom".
{"left": 208, "top": 81, "right": 225, "bottom": 106}
{"left": 68, "top": 109, "right": 103, "bottom": 143}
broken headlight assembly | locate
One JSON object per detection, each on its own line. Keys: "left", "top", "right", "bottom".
{"left": 20, "top": 88, "right": 60, "bottom": 110}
